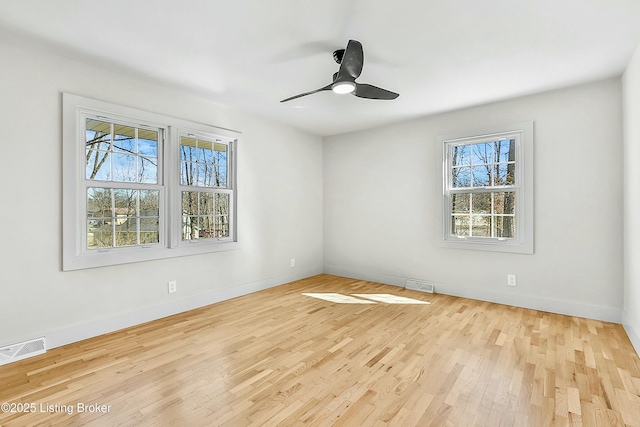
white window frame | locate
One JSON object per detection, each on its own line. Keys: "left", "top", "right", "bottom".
{"left": 438, "top": 121, "right": 533, "bottom": 254}
{"left": 63, "top": 93, "right": 239, "bottom": 271}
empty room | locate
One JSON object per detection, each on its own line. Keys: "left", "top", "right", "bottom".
{"left": 1, "top": 0, "right": 640, "bottom": 425}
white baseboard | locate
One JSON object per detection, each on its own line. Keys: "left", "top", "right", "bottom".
{"left": 324, "top": 265, "right": 623, "bottom": 323}
{"left": 622, "top": 311, "right": 640, "bottom": 357}
{"left": 45, "top": 268, "right": 322, "bottom": 350}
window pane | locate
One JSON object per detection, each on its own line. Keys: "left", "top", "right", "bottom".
{"left": 88, "top": 219, "right": 112, "bottom": 249}
{"left": 471, "top": 166, "right": 491, "bottom": 187}
{"left": 182, "top": 215, "right": 192, "bottom": 240}
{"left": 215, "top": 144, "right": 228, "bottom": 167}
{"left": 113, "top": 189, "right": 137, "bottom": 217}
{"left": 471, "top": 216, "right": 491, "bottom": 237}
{"left": 87, "top": 188, "right": 112, "bottom": 218}
{"left": 86, "top": 151, "right": 111, "bottom": 181}
{"left": 495, "top": 139, "right": 515, "bottom": 163}
{"left": 215, "top": 215, "right": 229, "bottom": 238}
{"left": 471, "top": 142, "right": 492, "bottom": 165}
{"left": 140, "top": 190, "right": 159, "bottom": 216}
{"left": 198, "top": 140, "right": 213, "bottom": 163}
{"left": 112, "top": 153, "right": 137, "bottom": 182}
{"left": 180, "top": 136, "right": 197, "bottom": 161}
{"left": 452, "top": 215, "right": 470, "bottom": 236}
{"left": 183, "top": 216, "right": 198, "bottom": 240}
{"left": 452, "top": 167, "right": 471, "bottom": 188}
{"left": 140, "top": 218, "right": 159, "bottom": 244}
{"left": 495, "top": 163, "right": 515, "bottom": 186}
{"left": 138, "top": 156, "right": 158, "bottom": 183}
{"left": 452, "top": 193, "right": 470, "bottom": 214}
{"left": 215, "top": 166, "right": 228, "bottom": 187}
{"left": 181, "top": 161, "right": 196, "bottom": 186}
{"left": 138, "top": 129, "right": 158, "bottom": 156}
{"left": 494, "top": 216, "right": 515, "bottom": 238}
{"left": 451, "top": 145, "right": 470, "bottom": 167}
{"left": 115, "top": 217, "right": 137, "bottom": 247}
{"left": 472, "top": 193, "right": 491, "bottom": 214}
{"left": 85, "top": 119, "right": 112, "bottom": 180}
{"left": 86, "top": 119, "right": 111, "bottom": 150}
{"left": 200, "top": 216, "right": 215, "bottom": 238}
{"left": 199, "top": 193, "right": 215, "bottom": 215}
{"left": 196, "top": 163, "right": 213, "bottom": 187}
{"left": 493, "top": 192, "right": 516, "bottom": 215}
{"left": 113, "top": 125, "right": 136, "bottom": 153}
{"left": 216, "top": 193, "right": 229, "bottom": 216}
{"left": 182, "top": 191, "right": 198, "bottom": 216}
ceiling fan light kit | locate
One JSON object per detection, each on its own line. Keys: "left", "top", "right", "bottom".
{"left": 281, "top": 39, "right": 399, "bottom": 103}
{"left": 332, "top": 81, "right": 356, "bottom": 94}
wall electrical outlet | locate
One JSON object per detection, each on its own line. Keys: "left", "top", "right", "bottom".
{"left": 168, "top": 280, "right": 177, "bottom": 294}
{"left": 290, "top": 258, "right": 296, "bottom": 267}
{"left": 507, "top": 275, "right": 517, "bottom": 287}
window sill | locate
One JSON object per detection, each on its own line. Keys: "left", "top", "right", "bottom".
{"left": 63, "top": 240, "right": 241, "bottom": 271}
{"left": 439, "top": 236, "right": 533, "bottom": 254}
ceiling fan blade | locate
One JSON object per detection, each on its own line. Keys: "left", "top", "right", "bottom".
{"left": 353, "top": 83, "right": 399, "bottom": 100}
{"left": 280, "top": 84, "right": 332, "bottom": 103}
{"left": 337, "top": 39, "right": 364, "bottom": 80}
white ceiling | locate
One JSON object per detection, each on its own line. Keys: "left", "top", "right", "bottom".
{"left": 1, "top": 0, "right": 640, "bottom": 136}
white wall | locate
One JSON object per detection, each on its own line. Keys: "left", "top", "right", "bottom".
{"left": 0, "top": 33, "right": 323, "bottom": 348}
{"left": 324, "top": 79, "right": 624, "bottom": 322}
{"left": 622, "top": 44, "right": 640, "bottom": 353}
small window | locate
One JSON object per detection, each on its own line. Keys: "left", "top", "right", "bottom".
{"left": 439, "top": 122, "right": 533, "bottom": 254}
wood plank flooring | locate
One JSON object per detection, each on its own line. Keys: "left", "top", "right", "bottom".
{"left": 1, "top": 274, "right": 639, "bottom": 426}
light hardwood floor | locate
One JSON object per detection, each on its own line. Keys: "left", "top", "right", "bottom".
{"left": 1, "top": 274, "right": 639, "bottom": 426}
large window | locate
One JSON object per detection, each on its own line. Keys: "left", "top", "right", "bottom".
{"left": 440, "top": 122, "right": 533, "bottom": 254}
{"left": 63, "top": 94, "right": 239, "bottom": 270}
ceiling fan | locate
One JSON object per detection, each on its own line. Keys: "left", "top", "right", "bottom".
{"left": 280, "top": 39, "right": 399, "bottom": 103}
